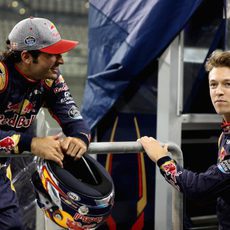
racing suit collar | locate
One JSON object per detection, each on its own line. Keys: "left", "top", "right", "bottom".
{"left": 14, "top": 64, "right": 39, "bottom": 83}
{"left": 221, "top": 120, "right": 230, "bottom": 133}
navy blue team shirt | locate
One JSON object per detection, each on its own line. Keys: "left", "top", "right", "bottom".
{"left": 0, "top": 59, "right": 90, "bottom": 155}
{"left": 157, "top": 122, "right": 230, "bottom": 230}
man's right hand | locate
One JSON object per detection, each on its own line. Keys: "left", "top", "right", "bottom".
{"left": 138, "top": 136, "right": 168, "bottom": 163}
{"left": 31, "top": 135, "right": 64, "bottom": 167}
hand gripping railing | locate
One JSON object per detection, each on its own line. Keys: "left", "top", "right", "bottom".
{"left": 0, "top": 141, "right": 183, "bottom": 230}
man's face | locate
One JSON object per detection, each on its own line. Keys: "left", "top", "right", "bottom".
{"left": 28, "top": 52, "right": 64, "bottom": 80}
{"left": 209, "top": 67, "right": 230, "bottom": 120}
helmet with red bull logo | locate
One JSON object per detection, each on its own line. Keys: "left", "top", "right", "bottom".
{"left": 31, "top": 154, "right": 115, "bottom": 229}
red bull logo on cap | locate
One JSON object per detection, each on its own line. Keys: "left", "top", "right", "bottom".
{"left": 49, "top": 23, "right": 60, "bottom": 38}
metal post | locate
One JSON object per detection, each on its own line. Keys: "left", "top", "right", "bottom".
{"left": 156, "top": 35, "right": 184, "bottom": 230}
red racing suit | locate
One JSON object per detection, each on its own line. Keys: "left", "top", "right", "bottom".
{"left": 157, "top": 123, "right": 230, "bottom": 230}
{"left": 0, "top": 59, "right": 90, "bottom": 155}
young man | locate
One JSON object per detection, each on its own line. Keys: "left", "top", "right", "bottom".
{"left": 139, "top": 50, "right": 230, "bottom": 230}
{"left": 0, "top": 17, "right": 90, "bottom": 229}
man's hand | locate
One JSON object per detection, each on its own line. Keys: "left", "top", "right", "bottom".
{"left": 31, "top": 135, "right": 64, "bottom": 167}
{"left": 60, "top": 137, "right": 87, "bottom": 160}
{"left": 138, "top": 136, "right": 168, "bottom": 162}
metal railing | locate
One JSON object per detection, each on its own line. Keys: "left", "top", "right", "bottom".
{"left": 0, "top": 141, "right": 183, "bottom": 157}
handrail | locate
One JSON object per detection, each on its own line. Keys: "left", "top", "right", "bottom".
{"left": 0, "top": 141, "right": 183, "bottom": 158}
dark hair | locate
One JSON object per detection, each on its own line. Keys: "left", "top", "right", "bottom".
{"left": 0, "top": 39, "right": 41, "bottom": 63}
{"left": 205, "top": 50, "right": 230, "bottom": 72}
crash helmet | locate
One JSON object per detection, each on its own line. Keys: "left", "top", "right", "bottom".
{"left": 31, "top": 154, "right": 115, "bottom": 230}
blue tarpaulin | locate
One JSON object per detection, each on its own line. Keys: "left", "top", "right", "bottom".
{"left": 81, "top": 0, "right": 203, "bottom": 129}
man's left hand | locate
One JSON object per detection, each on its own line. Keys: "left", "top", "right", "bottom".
{"left": 60, "top": 137, "right": 87, "bottom": 160}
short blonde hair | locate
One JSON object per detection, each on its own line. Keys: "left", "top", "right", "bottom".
{"left": 205, "top": 50, "right": 230, "bottom": 72}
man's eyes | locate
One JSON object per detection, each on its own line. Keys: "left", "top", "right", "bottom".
{"left": 209, "top": 82, "right": 230, "bottom": 88}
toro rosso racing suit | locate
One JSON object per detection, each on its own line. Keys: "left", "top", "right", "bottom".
{"left": 157, "top": 123, "right": 230, "bottom": 230}
{"left": 0, "top": 59, "right": 90, "bottom": 229}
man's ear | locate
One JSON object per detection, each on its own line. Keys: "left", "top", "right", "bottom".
{"left": 21, "top": 50, "right": 32, "bottom": 64}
